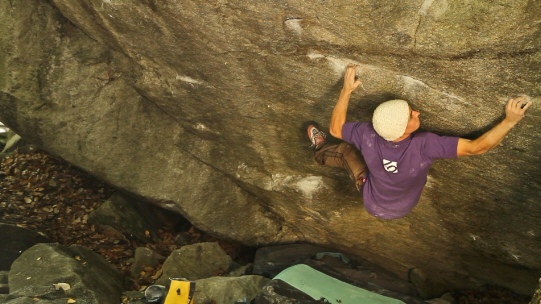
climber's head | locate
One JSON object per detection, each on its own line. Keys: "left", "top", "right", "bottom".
{"left": 372, "top": 99, "right": 420, "bottom": 141}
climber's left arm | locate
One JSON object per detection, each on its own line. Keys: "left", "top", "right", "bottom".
{"left": 457, "top": 96, "right": 532, "bottom": 156}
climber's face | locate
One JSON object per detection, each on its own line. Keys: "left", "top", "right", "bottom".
{"left": 403, "top": 105, "right": 420, "bottom": 134}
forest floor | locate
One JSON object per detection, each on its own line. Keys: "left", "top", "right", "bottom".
{"left": 0, "top": 150, "right": 253, "bottom": 291}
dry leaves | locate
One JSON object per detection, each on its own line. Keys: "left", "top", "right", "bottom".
{"left": 0, "top": 150, "right": 252, "bottom": 296}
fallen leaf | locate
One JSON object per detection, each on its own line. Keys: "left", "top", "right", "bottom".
{"left": 67, "top": 299, "right": 76, "bottom": 303}
{"left": 151, "top": 268, "right": 163, "bottom": 280}
{"left": 53, "top": 283, "right": 71, "bottom": 291}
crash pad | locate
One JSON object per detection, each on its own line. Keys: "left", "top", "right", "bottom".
{"left": 273, "top": 264, "right": 406, "bottom": 304}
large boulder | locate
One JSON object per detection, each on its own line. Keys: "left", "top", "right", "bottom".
{"left": 0, "top": 0, "right": 540, "bottom": 296}
{"left": 6, "top": 243, "right": 125, "bottom": 304}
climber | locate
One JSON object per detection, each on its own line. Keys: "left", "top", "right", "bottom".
{"left": 308, "top": 63, "right": 532, "bottom": 220}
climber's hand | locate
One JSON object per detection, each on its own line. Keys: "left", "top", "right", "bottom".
{"left": 342, "top": 64, "right": 362, "bottom": 93}
{"left": 504, "top": 96, "right": 532, "bottom": 126}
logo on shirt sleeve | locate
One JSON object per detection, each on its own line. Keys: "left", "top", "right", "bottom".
{"left": 383, "top": 159, "right": 398, "bottom": 173}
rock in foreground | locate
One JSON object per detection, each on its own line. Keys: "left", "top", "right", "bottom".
{"left": 6, "top": 244, "right": 125, "bottom": 304}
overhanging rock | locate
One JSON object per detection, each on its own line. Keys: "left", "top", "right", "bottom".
{"left": 0, "top": 0, "right": 540, "bottom": 296}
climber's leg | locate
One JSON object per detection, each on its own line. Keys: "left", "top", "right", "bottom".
{"left": 314, "top": 142, "right": 367, "bottom": 191}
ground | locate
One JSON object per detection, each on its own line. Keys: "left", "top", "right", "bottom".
{"left": 0, "top": 149, "right": 253, "bottom": 290}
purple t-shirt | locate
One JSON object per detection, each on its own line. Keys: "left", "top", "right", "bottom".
{"left": 342, "top": 122, "right": 459, "bottom": 219}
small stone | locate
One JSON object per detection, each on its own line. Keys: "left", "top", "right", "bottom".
{"left": 130, "top": 247, "right": 163, "bottom": 278}
{"left": 157, "top": 242, "right": 232, "bottom": 284}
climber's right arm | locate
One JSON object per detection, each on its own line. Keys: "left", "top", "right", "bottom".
{"left": 330, "top": 64, "right": 362, "bottom": 139}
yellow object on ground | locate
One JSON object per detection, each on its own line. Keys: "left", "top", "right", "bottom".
{"left": 163, "top": 278, "right": 195, "bottom": 304}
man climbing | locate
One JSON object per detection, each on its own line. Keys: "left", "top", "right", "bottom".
{"left": 308, "top": 64, "right": 532, "bottom": 219}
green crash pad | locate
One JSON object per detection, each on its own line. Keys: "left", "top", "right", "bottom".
{"left": 273, "top": 264, "right": 406, "bottom": 304}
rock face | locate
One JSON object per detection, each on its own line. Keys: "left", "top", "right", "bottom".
{"left": 0, "top": 0, "right": 540, "bottom": 296}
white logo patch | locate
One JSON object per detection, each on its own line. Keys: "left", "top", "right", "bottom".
{"left": 383, "top": 159, "right": 398, "bottom": 173}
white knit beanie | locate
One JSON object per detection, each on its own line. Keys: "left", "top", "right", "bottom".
{"left": 372, "top": 99, "right": 410, "bottom": 141}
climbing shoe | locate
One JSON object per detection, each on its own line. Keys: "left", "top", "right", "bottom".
{"left": 307, "top": 124, "right": 326, "bottom": 150}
